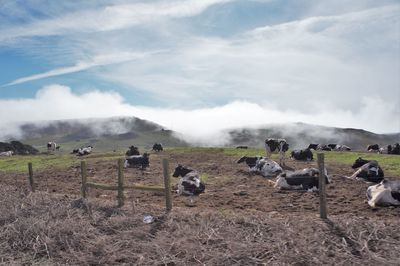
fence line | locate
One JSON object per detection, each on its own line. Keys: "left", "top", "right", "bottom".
{"left": 80, "top": 158, "right": 172, "bottom": 212}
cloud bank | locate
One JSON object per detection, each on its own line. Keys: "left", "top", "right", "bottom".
{"left": 0, "top": 85, "right": 398, "bottom": 143}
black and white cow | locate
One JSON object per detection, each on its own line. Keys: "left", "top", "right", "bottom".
{"left": 317, "top": 145, "right": 332, "bottom": 151}
{"left": 124, "top": 153, "right": 149, "bottom": 169}
{"left": 307, "top": 144, "right": 319, "bottom": 150}
{"left": 126, "top": 145, "right": 140, "bottom": 156}
{"left": 350, "top": 161, "right": 384, "bottom": 183}
{"left": 265, "top": 138, "right": 289, "bottom": 165}
{"left": 172, "top": 165, "right": 205, "bottom": 196}
{"left": 152, "top": 143, "right": 163, "bottom": 152}
{"left": 290, "top": 148, "right": 313, "bottom": 161}
{"left": 327, "top": 144, "right": 338, "bottom": 150}
{"left": 77, "top": 146, "right": 93, "bottom": 156}
{"left": 388, "top": 143, "right": 400, "bottom": 155}
{"left": 351, "top": 157, "right": 372, "bottom": 169}
{"left": 47, "top": 141, "right": 57, "bottom": 152}
{"left": 367, "top": 180, "right": 400, "bottom": 207}
{"left": 238, "top": 156, "right": 282, "bottom": 177}
{"left": 335, "top": 145, "right": 351, "bottom": 151}
{"left": 0, "top": 150, "right": 13, "bottom": 156}
{"left": 367, "top": 144, "right": 380, "bottom": 152}
{"left": 274, "top": 168, "right": 330, "bottom": 191}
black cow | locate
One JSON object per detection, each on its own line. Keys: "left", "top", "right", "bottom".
{"left": 172, "top": 165, "right": 205, "bottom": 196}
{"left": 291, "top": 148, "right": 313, "bottom": 161}
{"left": 307, "top": 144, "right": 319, "bottom": 150}
{"left": 236, "top": 146, "right": 248, "bottom": 149}
{"left": 152, "top": 143, "right": 163, "bottom": 152}
{"left": 351, "top": 157, "right": 373, "bottom": 169}
{"left": 126, "top": 145, "right": 140, "bottom": 156}
{"left": 275, "top": 168, "right": 330, "bottom": 191}
{"left": 367, "top": 144, "right": 380, "bottom": 152}
{"left": 350, "top": 161, "right": 384, "bottom": 183}
{"left": 265, "top": 138, "right": 289, "bottom": 165}
{"left": 124, "top": 153, "right": 149, "bottom": 169}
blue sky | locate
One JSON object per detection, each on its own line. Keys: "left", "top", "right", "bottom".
{"left": 0, "top": 0, "right": 399, "bottom": 140}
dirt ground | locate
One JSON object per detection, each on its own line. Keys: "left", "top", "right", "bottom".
{"left": 1, "top": 150, "right": 398, "bottom": 219}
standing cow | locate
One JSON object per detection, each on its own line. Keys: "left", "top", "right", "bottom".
{"left": 47, "top": 141, "right": 57, "bottom": 152}
{"left": 265, "top": 138, "right": 289, "bottom": 166}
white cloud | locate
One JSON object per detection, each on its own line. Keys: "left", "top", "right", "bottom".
{"left": 0, "top": 85, "right": 398, "bottom": 143}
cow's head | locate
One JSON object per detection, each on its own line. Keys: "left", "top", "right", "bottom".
{"left": 351, "top": 157, "right": 370, "bottom": 169}
{"left": 173, "top": 164, "right": 193, "bottom": 177}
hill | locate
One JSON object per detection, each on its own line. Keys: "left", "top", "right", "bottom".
{"left": 12, "top": 117, "right": 188, "bottom": 152}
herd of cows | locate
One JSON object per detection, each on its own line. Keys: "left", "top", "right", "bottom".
{"left": 0, "top": 138, "right": 399, "bottom": 208}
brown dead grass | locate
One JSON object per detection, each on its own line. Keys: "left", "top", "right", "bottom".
{"left": 0, "top": 185, "right": 399, "bottom": 265}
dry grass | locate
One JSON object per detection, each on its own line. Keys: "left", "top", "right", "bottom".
{"left": 0, "top": 185, "right": 399, "bottom": 265}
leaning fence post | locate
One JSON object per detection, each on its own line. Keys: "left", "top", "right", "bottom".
{"left": 117, "top": 158, "right": 125, "bottom": 207}
{"left": 28, "top": 162, "right": 35, "bottom": 192}
{"left": 318, "top": 153, "right": 327, "bottom": 219}
{"left": 162, "top": 158, "right": 172, "bottom": 212}
{"left": 81, "top": 161, "right": 87, "bottom": 198}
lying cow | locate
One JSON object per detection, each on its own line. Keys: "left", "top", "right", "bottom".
{"left": 124, "top": 153, "right": 149, "bottom": 169}
{"left": 307, "top": 144, "right": 319, "bottom": 150}
{"left": 388, "top": 143, "right": 400, "bottom": 155}
{"left": 238, "top": 156, "right": 282, "bottom": 178}
{"left": 350, "top": 161, "right": 384, "bottom": 183}
{"left": 351, "top": 157, "right": 372, "bottom": 169}
{"left": 275, "top": 168, "right": 330, "bottom": 191}
{"left": 265, "top": 138, "right": 289, "bottom": 165}
{"left": 77, "top": 146, "right": 93, "bottom": 156}
{"left": 367, "top": 180, "right": 400, "bottom": 207}
{"left": 317, "top": 145, "right": 332, "bottom": 151}
{"left": 172, "top": 165, "right": 205, "bottom": 196}
{"left": 152, "top": 143, "right": 163, "bottom": 152}
{"left": 334, "top": 145, "right": 351, "bottom": 151}
{"left": 327, "top": 144, "right": 338, "bottom": 150}
{"left": 0, "top": 150, "right": 13, "bottom": 156}
{"left": 367, "top": 144, "right": 380, "bottom": 152}
{"left": 126, "top": 145, "right": 140, "bottom": 156}
{"left": 236, "top": 146, "right": 248, "bottom": 149}
{"left": 291, "top": 148, "right": 313, "bottom": 161}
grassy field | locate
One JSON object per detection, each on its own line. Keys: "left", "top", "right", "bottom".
{"left": 1, "top": 147, "right": 400, "bottom": 176}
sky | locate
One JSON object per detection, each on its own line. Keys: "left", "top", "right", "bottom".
{"left": 0, "top": 0, "right": 399, "bottom": 141}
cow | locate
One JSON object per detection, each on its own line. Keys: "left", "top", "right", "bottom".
{"left": 336, "top": 145, "right": 351, "bottom": 151}
{"left": 350, "top": 161, "right": 384, "bottom": 183}
{"left": 238, "top": 156, "right": 282, "bottom": 177}
{"left": 236, "top": 146, "right": 248, "bottom": 149}
{"left": 290, "top": 148, "right": 313, "bottom": 161}
{"left": 327, "top": 144, "right": 337, "bottom": 150}
{"left": 307, "top": 144, "right": 319, "bottom": 150}
{"left": 126, "top": 145, "right": 140, "bottom": 156}
{"left": 172, "top": 165, "right": 205, "bottom": 196}
{"left": 237, "top": 156, "right": 264, "bottom": 168}
{"left": 274, "top": 168, "right": 330, "bottom": 191}
{"left": 47, "top": 141, "right": 57, "bottom": 152}
{"left": 0, "top": 150, "right": 13, "bottom": 156}
{"left": 152, "top": 143, "right": 163, "bottom": 152}
{"left": 351, "top": 157, "right": 372, "bottom": 169}
{"left": 124, "top": 153, "right": 149, "bottom": 169}
{"left": 56, "top": 145, "right": 61, "bottom": 151}
{"left": 317, "top": 145, "right": 332, "bottom": 151}
{"left": 367, "top": 144, "right": 380, "bottom": 152}
{"left": 71, "top": 148, "right": 79, "bottom": 154}
{"left": 388, "top": 143, "right": 400, "bottom": 155}
{"left": 77, "top": 146, "right": 93, "bottom": 156}
{"left": 265, "top": 138, "right": 289, "bottom": 165}
{"left": 367, "top": 180, "right": 400, "bottom": 207}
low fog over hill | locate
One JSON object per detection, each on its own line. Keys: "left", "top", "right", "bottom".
{"left": 2, "top": 117, "right": 398, "bottom": 151}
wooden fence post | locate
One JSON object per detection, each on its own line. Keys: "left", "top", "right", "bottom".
{"left": 117, "top": 158, "right": 125, "bottom": 207}
{"left": 317, "top": 153, "right": 327, "bottom": 219}
{"left": 28, "top": 162, "right": 35, "bottom": 192}
{"left": 81, "top": 161, "right": 87, "bottom": 198}
{"left": 162, "top": 158, "right": 172, "bottom": 212}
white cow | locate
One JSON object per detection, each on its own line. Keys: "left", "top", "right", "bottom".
{"left": 367, "top": 180, "right": 400, "bottom": 207}
{"left": 250, "top": 158, "right": 283, "bottom": 178}
{"left": 0, "top": 150, "right": 13, "bottom": 156}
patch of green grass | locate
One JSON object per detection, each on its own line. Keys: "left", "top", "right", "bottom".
{"left": 200, "top": 173, "right": 209, "bottom": 184}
